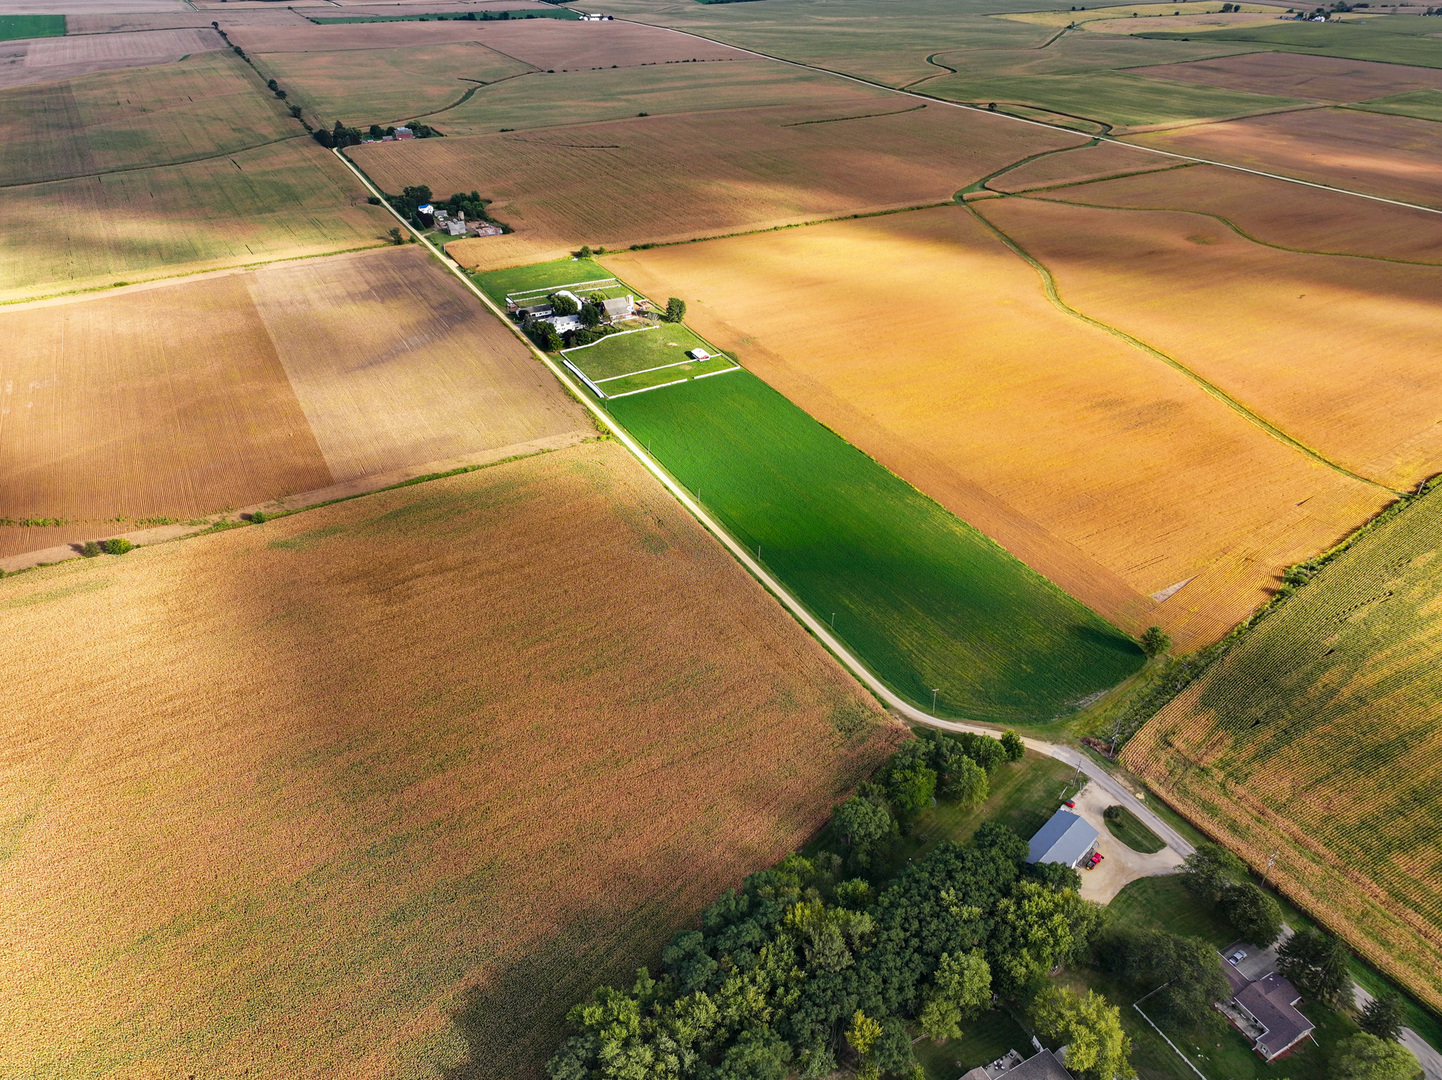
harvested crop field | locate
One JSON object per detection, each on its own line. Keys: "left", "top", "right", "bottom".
{"left": 1030, "top": 161, "right": 1442, "bottom": 263}
{"left": 0, "top": 26, "right": 223, "bottom": 90}
{"left": 0, "top": 138, "right": 390, "bottom": 301}
{"left": 986, "top": 138, "right": 1181, "bottom": 193}
{"left": 0, "top": 440, "right": 899, "bottom": 1080}
{"left": 1124, "top": 482, "right": 1442, "bottom": 1012}
{"left": 1131, "top": 50, "right": 1442, "bottom": 103}
{"left": 976, "top": 195, "right": 1442, "bottom": 490}
{"left": 247, "top": 245, "right": 587, "bottom": 481}
{"left": 0, "top": 273, "right": 332, "bottom": 559}
{"left": 252, "top": 42, "right": 534, "bottom": 125}
{"left": 364, "top": 100, "right": 1079, "bottom": 271}
{"left": 0, "top": 245, "right": 585, "bottom": 557}
{"left": 1126, "top": 107, "right": 1442, "bottom": 208}
{"left": 603, "top": 205, "right": 1388, "bottom": 649}
{"left": 0, "top": 51, "right": 299, "bottom": 187}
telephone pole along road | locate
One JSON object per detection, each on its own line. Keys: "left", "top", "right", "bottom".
{"left": 331, "top": 149, "right": 1195, "bottom": 863}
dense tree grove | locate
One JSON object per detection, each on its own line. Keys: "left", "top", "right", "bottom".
{"left": 546, "top": 732, "right": 1117, "bottom": 1080}
{"left": 1279, "top": 927, "right": 1353, "bottom": 1007}
{"left": 1331, "top": 1033, "right": 1422, "bottom": 1080}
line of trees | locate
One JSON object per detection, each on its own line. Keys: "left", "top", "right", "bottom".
{"left": 545, "top": 730, "right": 1143, "bottom": 1080}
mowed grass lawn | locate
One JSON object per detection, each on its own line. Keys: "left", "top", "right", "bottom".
{"left": 0, "top": 14, "right": 63, "bottom": 40}
{"left": 568, "top": 325, "right": 735, "bottom": 394}
{"left": 607, "top": 370, "right": 1144, "bottom": 722}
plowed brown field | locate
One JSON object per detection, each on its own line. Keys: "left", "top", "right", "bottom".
{"left": 0, "top": 139, "right": 390, "bottom": 301}
{"left": 0, "top": 246, "right": 586, "bottom": 557}
{"left": 1030, "top": 162, "right": 1442, "bottom": 263}
{"left": 988, "top": 139, "right": 1180, "bottom": 193}
{"left": 977, "top": 195, "right": 1442, "bottom": 490}
{"left": 0, "top": 440, "right": 897, "bottom": 1080}
{"left": 1132, "top": 51, "right": 1442, "bottom": 103}
{"left": 360, "top": 103, "right": 1078, "bottom": 271}
{"left": 1127, "top": 107, "right": 1442, "bottom": 208}
{"left": 603, "top": 205, "right": 1385, "bottom": 649}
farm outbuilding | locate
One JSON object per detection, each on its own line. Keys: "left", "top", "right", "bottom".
{"left": 687, "top": 347, "right": 710, "bottom": 360}
{"left": 1027, "top": 808, "right": 1099, "bottom": 869}
{"left": 602, "top": 295, "right": 635, "bottom": 319}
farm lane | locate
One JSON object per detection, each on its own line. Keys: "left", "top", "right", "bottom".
{"left": 332, "top": 145, "right": 1195, "bottom": 870}
{"left": 626, "top": 19, "right": 1442, "bottom": 220}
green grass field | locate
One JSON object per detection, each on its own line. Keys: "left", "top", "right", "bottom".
{"left": 605, "top": 370, "right": 1144, "bottom": 721}
{"left": 477, "top": 257, "right": 616, "bottom": 302}
{"left": 914, "top": 1009, "right": 1035, "bottom": 1079}
{"left": 1354, "top": 88, "right": 1442, "bottom": 123}
{"left": 564, "top": 325, "right": 736, "bottom": 396}
{"left": 0, "top": 14, "right": 63, "bottom": 41}
{"left": 1138, "top": 15, "right": 1442, "bottom": 67}
{"left": 1104, "top": 804, "right": 1165, "bottom": 853}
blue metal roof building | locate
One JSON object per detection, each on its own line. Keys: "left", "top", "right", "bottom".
{"left": 1027, "top": 808, "right": 1099, "bottom": 868}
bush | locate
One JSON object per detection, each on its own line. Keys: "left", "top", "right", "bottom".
{"left": 80, "top": 540, "right": 101, "bottom": 558}
{"left": 1103, "top": 804, "right": 1123, "bottom": 823}
{"left": 1140, "top": 625, "right": 1170, "bottom": 657}
{"left": 250, "top": 511, "right": 269, "bottom": 524}
{"left": 101, "top": 538, "right": 134, "bottom": 555}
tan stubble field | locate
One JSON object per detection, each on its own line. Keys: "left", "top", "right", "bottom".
{"left": 0, "top": 440, "right": 899, "bottom": 1080}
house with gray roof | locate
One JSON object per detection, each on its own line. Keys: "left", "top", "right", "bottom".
{"left": 960, "top": 1047, "right": 1070, "bottom": 1080}
{"left": 1222, "top": 963, "right": 1315, "bottom": 1062}
{"left": 1027, "top": 808, "right": 1099, "bottom": 869}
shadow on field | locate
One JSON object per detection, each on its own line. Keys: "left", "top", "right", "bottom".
{"left": 441, "top": 900, "right": 679, "bottom": 1080}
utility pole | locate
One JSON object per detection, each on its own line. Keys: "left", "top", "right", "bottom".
{"left": 931, "top": 688, "right": 940, "bottom": 715}
{"left": 1262, "top": 850, "right": 1278, "bottom": 888}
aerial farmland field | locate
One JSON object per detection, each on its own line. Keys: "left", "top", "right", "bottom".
{"left": 0, "top": 50, "right": 299, "bottom": 186}
{"left": 0, "top": 138, "right": 390, "bottom": 301}
{"left": 0, "top": 26, "right": 226, "bottom": 90}
{"left": 0, "top": 441, "right": 898, "bottom": 1080}
{"left": 363, "top": 94, "right": 1079, "bottom": 271}
{"left": 1124, "top": 481, "right": 1442, "bottom": 1012}
{"left": 603, "top": 207, "right": 1387, "bottom": 649}
{"left": 1129, "top": 51, "right": 1442, "bottom": 103}
{"left": 0, "top": 246, "right": 586, "bottom": 558}
{"left": 975, "top": 194, "right": 1442, "bottom": 489}
{"left": 604, "top": 368, "right": 1146, "bottom": 721}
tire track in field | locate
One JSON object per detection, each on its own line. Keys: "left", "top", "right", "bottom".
{"left": 964, "top": 196, "right": 1404, "bottom": 496}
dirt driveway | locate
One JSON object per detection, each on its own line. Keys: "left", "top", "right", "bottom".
{"left": 1072, "top": 780, "right": 1184, "bottom": 903}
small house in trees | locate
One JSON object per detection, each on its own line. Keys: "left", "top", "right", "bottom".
{"left": 960, "top": 1047, "right": 1069, "bottom": 1080}
{"left": 1026, "top": 808, "right": 1098, "bottom": 869}
{"left": 1221, "top": 967, "right": 1315, "bottom": 1062}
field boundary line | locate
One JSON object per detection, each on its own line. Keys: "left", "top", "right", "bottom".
{"left": 507, "top": 278, "right": 620, "bottom": 300}
{"left": 561, "top": 356, "right": 608, "bottom": 399}
{"left": 964, "top": 199, "right": 1402, "bottom": 496}
{"left": 0, "top": 132, "right": 311, "bottom": 192}
{"left": 605, "top": 376, "right": 689, "bottom": 399}
{"left": 328, "top": 146, "right": 1196, "bottom": 866}
{"left": 561, "top": 325, "right": 659, "bottom": 359}
{"left": 592, "top": 354, "right": 704, "bottom": 383}
{"left": 1133, "top": 1002, "right": 1209, "bottom": 1080}
{"left": 627, "top": 19, "right": 1442, "bottom": 220}
{"left": 693, "top": 365, "right": 742, "bottom": 380}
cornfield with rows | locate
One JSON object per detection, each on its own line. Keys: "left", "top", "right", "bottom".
{"left": 1124, "top": 483, "right": 1442, "bottom": 1011}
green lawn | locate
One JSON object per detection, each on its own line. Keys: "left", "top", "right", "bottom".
{"left": 1105, "top": 805, "right": 1165, "bottom": 854}
{"left": 604, "top": 370, "right": 1145, "bottom": 721}
{"left": 475, "top": 257, "right": 620, "bottom": 304}
{"left": 914, "top": 1009, "right": 1034, "bottom": 1079}
{"left": 0, "top": 14, "right": 64, "bottom": 41}
{"left": 563, "top": 324, "right": 736, "bottom": 397}
{"left": 1109, "top": 875, "right": 1238, "bottom": 947}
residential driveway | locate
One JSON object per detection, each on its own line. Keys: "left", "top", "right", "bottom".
{"left": 1071, "top": 781, "right": 1184, "bottom": 903}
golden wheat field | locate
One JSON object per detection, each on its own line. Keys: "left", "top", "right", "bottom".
{"left": 0, "top": 246, "right": 586, "bottom": 558}
{"left": 0, "top": 441, "right": 898, "bottom": 1080}
{"left": 362, "top": 101, "right": 1079, "bottom": 271}
{"left": 1036, "top": 161, "right": 1442, "bottom": 263}
{"left": 603, "top": 205, "right": 1386, "bottom": 649}
{"left": 976, "top": 194, "right": 1442, "bottom": 490}
{"left": 1127, "top": 106, "right": 1442, "bottom": 208}
{"left": 1124, "top": 483, "right": 1442, "bottom": 1011}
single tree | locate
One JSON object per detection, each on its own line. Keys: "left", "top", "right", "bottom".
{"left": 1180, "top": 842, "right": 1245, "bottom": 903}
{"left": 1032, "top": 986, "right": 1136, "bottom": 1080}
{"left": 1220, "top": 882, "right": 1284, "bottom": 947}
{"left": 1359, "top": 991, "right": 1405, "bottom": 1043}
{"left": 883, "top": 758, "right": 936, "bottom": 826}
{"left": 919, "top": 950, "right": 992, "bottom": 1042}
{"left": 1000, "top": 729, "right": 1025, "bottom": 762}
{"left": 831, "top": 793, "right": 896, "bottom": 869}
{"left": 1279, "top": 927, "right": 1353, "bottom": 1007}
{"left": 386, "top": 227, "right": 403, "bottom": 245}
{"left": 579, "top": 300, "right": 604, "bottom": 329}
{"left": 942, "top": 755, "right": 988, "bottom": 810}
{"left": 1140, "top": 625, "right": 1171, "bottom": 657}
{"left": 664, "top": 297, "right": 686, "bottom": 323}
{"left": 1331, "top": 1033, "right": 1422, "bottom": 1080}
